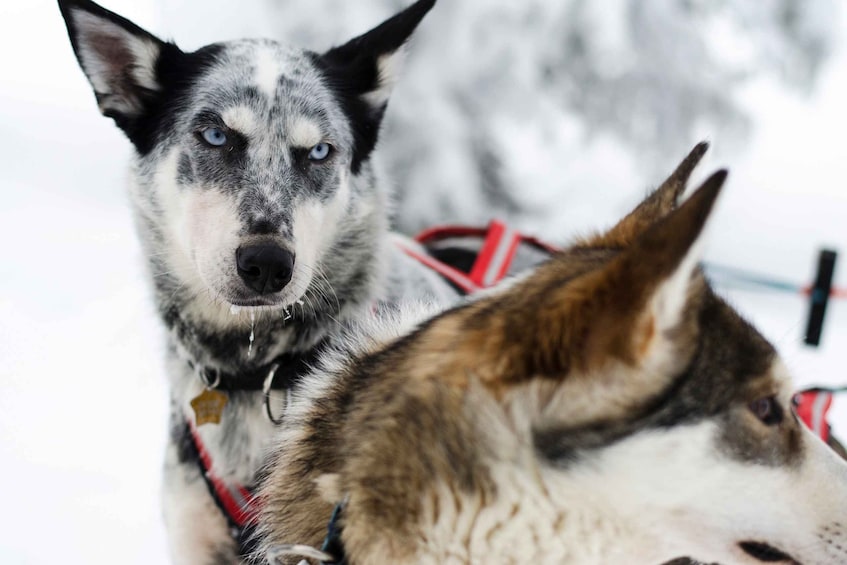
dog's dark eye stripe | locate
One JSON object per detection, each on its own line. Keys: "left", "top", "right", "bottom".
{"left": 291, "top": 145, "right": 335, "bottom": 166}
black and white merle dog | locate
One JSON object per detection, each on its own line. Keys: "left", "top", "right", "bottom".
{"left": 58, "top": 0, "right": 457, "bottom": 562}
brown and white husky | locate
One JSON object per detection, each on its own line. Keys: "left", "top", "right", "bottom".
{"left": 258, "top": 143, "right": 847, "bottom": 565}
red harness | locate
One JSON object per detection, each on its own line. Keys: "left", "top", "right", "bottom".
{"left": 189, "top": 420, "right": 259, "bottom": 531}
{"left": 407, "top": 220, "right": 559, "bottom": 293}
{"left": 795, "top": 388, "right": 839, "bottom": 443}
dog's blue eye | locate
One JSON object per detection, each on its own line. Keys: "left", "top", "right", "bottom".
{"left": 201, "top": 128, "right": 227, "bottom": 147}
{"left": 308, "top": 142, "right": 332, "bottom": 161}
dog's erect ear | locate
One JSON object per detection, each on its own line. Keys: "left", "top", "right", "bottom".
{"left": 417, "top": 168, "right": 724, "bottom": 423}
{"left": 577, "top": 170, "right": 725, "bottom": 375}
{"left": 459, "top": 170, "right": 725, "bottom": 390}
{"left": 316, "top": 0, "right": 436, "bottom": 173}
{"left": 58, "top": 0, "right": 175, "bottom": 144}
{"left": 586, "top": 142, "right": 710, "bottom": 249}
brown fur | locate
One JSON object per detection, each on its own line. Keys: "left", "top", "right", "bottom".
{"left": 257, "top": 144, "right": 804, "bottom": 564}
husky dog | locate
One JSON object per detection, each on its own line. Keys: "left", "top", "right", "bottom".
{"left": 57, "top": 0, "right": 457, "bottom": 562}
{"left": 259, "top": 143, "right": 847, "bottom": 565}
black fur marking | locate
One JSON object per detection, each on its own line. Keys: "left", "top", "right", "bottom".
{"left": 315, "top": 0, "right": 436, "bottom": 174}
{"left": 177, "top": 152, "right": 195, "bottom": 185}
{"left": 312, "top": 53, "right": 385, "bottom": 176}
{"left": 533, "top": 290, "right": 793, "bottom": 467}
{"left": 160, "top": 303, "right": 333, "bottom": 373}
{"left": 191, "top": 114, "right": 250, "bottom": 170}
{"left": 249, "top": 220, "right": 277, "bottom": 235}
{"left": 134, "top": 42, "right": 226, "bottom": 153}
{"left": 172, "top": 412, "right": 200, "bottom": 466}
{"left": 533, "top": 362, "right": 696, "bottom": 465}
{"left": 739, "top": 541, "right": 796, "bottom": 563}
{"left": 151, "top": 43, "right": 229, "bottom": 155}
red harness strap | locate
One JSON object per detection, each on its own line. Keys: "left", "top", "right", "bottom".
{"left": 394, "top": 243, "right": 481, "bottom": 294}
{"left": 468, "top": 221, "right": 522, "bottom": 288}
{"left": 795, "top": 389, "right": 835, "bottom": 443}
{"left": 414, "top": 220, "right": 559, "bottom": 254}
{"left": 406, "top": 219, "right": 558, "bottom": 292}
{"left": 188, "top": 421, "right": 259, "bottom": 530}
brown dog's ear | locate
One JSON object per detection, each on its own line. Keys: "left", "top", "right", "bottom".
{"left": 577, "top": 169, "right": 725, "bottom": 375}
{"left": 586, "top": 142, "right": 710, "bottom": 248}
{"left": 443, "top": 168, "right": 726, "bottom": 402}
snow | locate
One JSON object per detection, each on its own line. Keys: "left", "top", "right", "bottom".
{"left": 1, "top": 1, "right": 845, "bottom": 563}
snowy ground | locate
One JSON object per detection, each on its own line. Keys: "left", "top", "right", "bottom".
{"left": 1, "top": 1, "right": 846, "bottom": 564}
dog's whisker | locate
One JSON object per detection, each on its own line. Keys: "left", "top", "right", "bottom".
{"left": 150, "top": 269, "right": 180, "bottom": 279}
{"left": 314, "top": 267, "right": 341, "bottom": 313}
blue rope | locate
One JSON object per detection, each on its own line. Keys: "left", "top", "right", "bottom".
{"left": 704, "top": 263, "right": 808, "bottom": 295}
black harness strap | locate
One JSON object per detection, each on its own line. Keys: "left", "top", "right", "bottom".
{"left": 320, "top": 502, "right": 348, "bottom": 565}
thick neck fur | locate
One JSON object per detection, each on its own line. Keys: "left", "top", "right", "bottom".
{"left": 336, "top": 382, "right": 684, "bottom": 565}
{"left": 413, "top": 472, "right": 675, "bottom": 564}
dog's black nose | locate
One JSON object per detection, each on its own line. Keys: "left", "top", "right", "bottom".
{"left": 236, "top": 244, "right": 295, "bottom": 295}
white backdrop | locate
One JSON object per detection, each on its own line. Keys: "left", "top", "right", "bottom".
{"left": 1, "top": 1, "right": 846, "bottom": 563}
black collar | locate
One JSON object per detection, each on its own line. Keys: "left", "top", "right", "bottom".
{"left": 187, "top": 340, "right": 328, "bottom": 392}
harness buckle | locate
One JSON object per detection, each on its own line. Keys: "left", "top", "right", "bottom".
{"left": 263, "top": 363, "right": 288, "bottom": 424}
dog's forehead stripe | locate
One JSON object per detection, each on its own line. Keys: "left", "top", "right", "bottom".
{"left": 253, "top": 45, "right": 283, "bottom": 100}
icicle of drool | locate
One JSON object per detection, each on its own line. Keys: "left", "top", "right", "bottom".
{"left": 247, "top": 310, "right": 256, "bottom": 357}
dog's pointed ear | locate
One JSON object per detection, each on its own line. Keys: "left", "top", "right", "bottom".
{"left": 316, "top": 0, "right": 436, "bottom": 173}
{"left": 577, "top": 169, "right": 725, "bottom": 376}
{"left": 58, "top": 0, "right": 173, "bottom": 140}
{"left": 586, "top": 142, "right": 710, "bottom": 248}
{"left": 446, "top": 169, "right": 725, "bottom": 392}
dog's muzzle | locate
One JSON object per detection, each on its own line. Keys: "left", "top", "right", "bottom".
{"left": 236, "top": 244, "right": 295, "bottom": 295}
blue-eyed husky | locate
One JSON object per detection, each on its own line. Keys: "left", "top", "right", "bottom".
{"left": 259, "top": 144, "right": 847, "bottom": 564}
{"left": 57, "top": 0, "right": 457, "bottom": 562}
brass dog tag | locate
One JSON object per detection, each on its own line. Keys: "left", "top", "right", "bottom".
{"left": 190, "top": 389, "right": 229, "bottom": 426}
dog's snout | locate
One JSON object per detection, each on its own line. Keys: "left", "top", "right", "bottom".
{"left": 236, "top": 244, "right": 295, "bottom": 295}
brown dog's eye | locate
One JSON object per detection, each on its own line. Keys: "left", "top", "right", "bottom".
{"left": 749, "top": 396, "right": 783, "bottom": 426}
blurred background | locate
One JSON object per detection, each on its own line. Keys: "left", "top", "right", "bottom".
{"left": 1, "top": 0, "right": 845, "bottom": 562}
